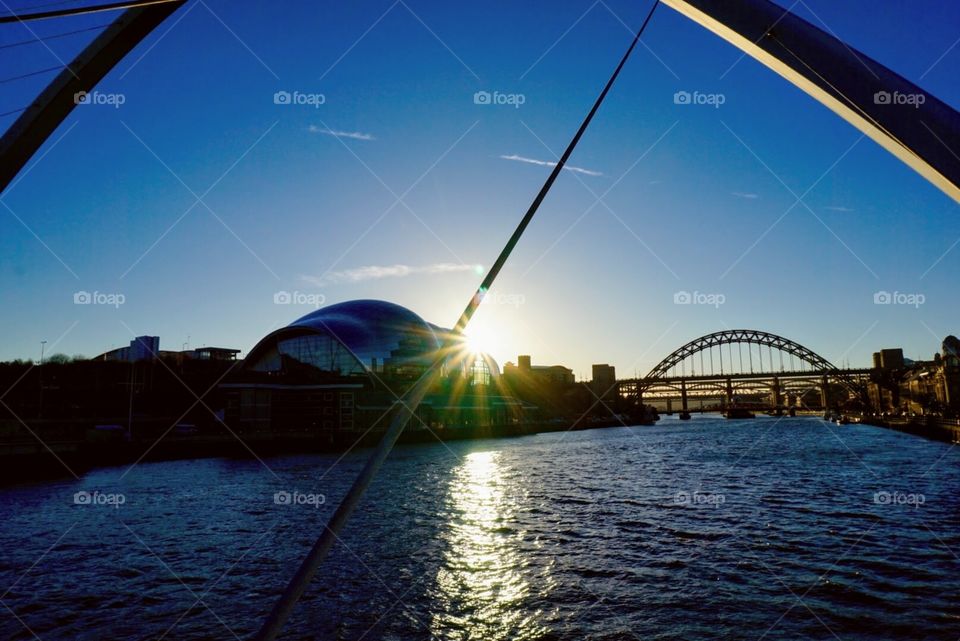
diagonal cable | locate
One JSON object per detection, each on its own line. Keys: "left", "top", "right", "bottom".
{"left": 252, "top": 3, "right": 662, "bottom": 638}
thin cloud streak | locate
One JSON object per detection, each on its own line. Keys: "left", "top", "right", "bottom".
{"left": 732, "top": 191, "right": 760, "bottom": 199}
{"left": 308, "top": 125, "right": 376, "bottom": 141}
{"left": 302, "top": 262, "right": 480, "bottom": 286}
{"left": 824, "top": 205, "right": 855, "bottom": 212}
{"left": 499, "top": 154, "right": 603, "bottom": 177}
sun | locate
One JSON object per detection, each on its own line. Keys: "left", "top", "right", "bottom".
{"left": 463, "top": 325, "right": 497, "bottom": 356}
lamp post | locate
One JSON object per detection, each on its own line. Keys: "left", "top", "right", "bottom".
{"left": 38, "top": 340, "right": 47, "bottom": 419}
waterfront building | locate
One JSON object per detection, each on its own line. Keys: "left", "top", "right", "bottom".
{"left": 221, "top": 300, "right": 526, "bottom": 435}
{"left": 869, "top": 337, "right": 960, "bottom": 416}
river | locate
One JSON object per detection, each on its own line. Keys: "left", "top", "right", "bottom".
{"left": 1, "top": 415, "right": 958, "bottom": 640}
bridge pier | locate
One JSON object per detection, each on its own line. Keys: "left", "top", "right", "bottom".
{"left": 725, "top": 377, "right": 734, "bottom": 408}
{"left": 772, "top": 376, "right": 782, "bottom": 416}
{"left": 679, "top": 378, "right": 691, "bottom": 420}
{"left": 820, "top": 374, "right": 830, "bottom": 415}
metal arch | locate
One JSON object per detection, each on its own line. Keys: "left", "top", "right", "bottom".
{"left": 0, "top": 1, "right": 186, "bottom": 194}
{"left": 645, "top": 329, "right": 840, "bottom": 379}
{"left": 662, "top": 0, "right": 960, "bottom": 204}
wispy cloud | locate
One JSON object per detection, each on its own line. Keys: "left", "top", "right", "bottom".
{"left": 732, "top": 191, "right": 760, "bottom": 199}
{"left": 308, "top": 125, "right": 375, "bottom": 141}
{"left": 302, "top": 263, "right": 480, "bottom": 286}
{"left": 499, "top": 154, "right": 603, "bottom": 177}
{"left": 824, "top": 205, "right": 855, "bottom": 212}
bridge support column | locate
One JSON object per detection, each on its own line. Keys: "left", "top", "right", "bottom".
{"left": 679, "top": 378, "right": 691, "bottom": 420}
{"left": 772, "top": 376, "right": 782, "bottom": 416}
{"left": 726, "top": 377, "right": 734, "bottom": 408}
{"left": 820, "top": 374, "right": 830, "bottom": 414}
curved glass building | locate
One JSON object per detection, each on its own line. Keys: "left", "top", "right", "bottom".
{"left": 223, "top": 300, "right": 521, "bottom": 436}
{"left": 245, "top": 300, "right": 443, "bottom": 381}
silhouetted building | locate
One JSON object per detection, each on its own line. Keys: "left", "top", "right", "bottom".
{"left": 591, "top": 363, "right": 617, "bottom": 400}
{"left": 187, "top": 347, "right": 240, "bottom": 361}
{"left": 504, "top": 355, "right": 574, "bottom": 385}
{"left": 97, "top": 336, "right": 159, "bottom": 362}
{"left": 867, "top": 338, "right": 960, "bottom": 416}
{"left": 222, "top": 300, "right": 524, "bottom": 434}
{"left": 878, "top": 348, "right": 905, "bottom": 370}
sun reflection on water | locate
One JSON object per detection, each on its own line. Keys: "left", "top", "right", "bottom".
{"left": 430, "top": 450, "right": 549, "bottom": 640}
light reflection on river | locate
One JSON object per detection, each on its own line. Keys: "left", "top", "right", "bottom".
{"left": 431, "top": 451, "right": 550, "bottom": 640}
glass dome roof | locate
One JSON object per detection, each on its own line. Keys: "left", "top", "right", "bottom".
{"left": 288, "top": 299, "right": 441, "bottom": 370}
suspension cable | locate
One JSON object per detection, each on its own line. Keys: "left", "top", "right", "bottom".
{"left": 0, "top": 23, "right": 111, "bottom": 50}
{"left": 252, "top": 2, "right": 661, "bottom": 639}
{"left": 0, "top": 65, "right": 64, "bottom": 84}
{"left": 0, "top": 0, "right": 181, "bottom": 23}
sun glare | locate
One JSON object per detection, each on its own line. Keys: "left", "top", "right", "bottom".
{"left": 464, "top": 326, "right": 497, "bottom": 355}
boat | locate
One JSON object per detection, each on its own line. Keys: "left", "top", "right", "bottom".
{"left": 724, "top": 408, "right": 756, "bottom": 419}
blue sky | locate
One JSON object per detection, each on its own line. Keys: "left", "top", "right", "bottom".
{"left": 1, "top": 0, "right": 958, "bottom": 379}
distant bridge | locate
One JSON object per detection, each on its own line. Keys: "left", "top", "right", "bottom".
{"left": 617, "top": 330, "right": 870, "bottom": 414}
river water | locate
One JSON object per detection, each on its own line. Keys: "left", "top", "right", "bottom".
{"left": 1, "top": 415, "right": 958, "bottom": 640}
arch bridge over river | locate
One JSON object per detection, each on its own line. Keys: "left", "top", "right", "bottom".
{"left": 618, "top": 330, "right": 872, "bottom": 414}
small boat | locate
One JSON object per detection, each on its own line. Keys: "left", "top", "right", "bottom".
{"left": 724, "top": 408, "right": 756, "bottom": 419}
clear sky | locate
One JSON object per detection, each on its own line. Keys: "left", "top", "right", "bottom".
{"left": 1, "top": 0, "right": 959, "bottom": 379}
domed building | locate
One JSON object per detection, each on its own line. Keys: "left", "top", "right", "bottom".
{"left": 222, "top": 300, "right": 524, "bottom": 439}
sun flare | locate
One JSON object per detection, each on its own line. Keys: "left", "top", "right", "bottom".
{"left": 463, "top": 326, "right": 497, "bottom": 356}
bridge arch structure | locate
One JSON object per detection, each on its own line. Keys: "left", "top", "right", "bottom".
{"left": 620, "top": 330, "right": 868, "bottom": 414}
{"left": 646, "top": 330, "right": 841, "bottom": 380}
